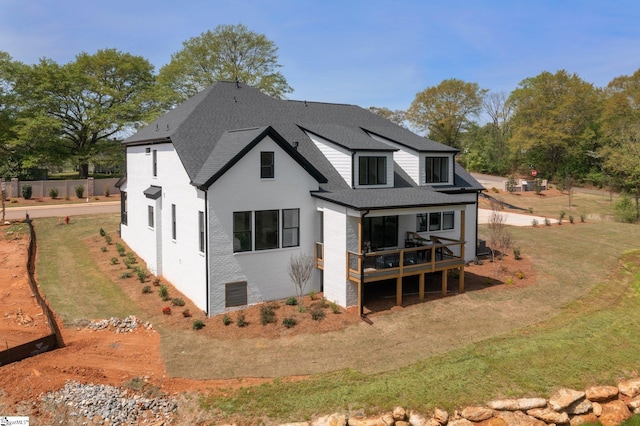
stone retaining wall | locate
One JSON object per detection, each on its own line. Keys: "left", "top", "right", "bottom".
{"left": 269, "top": 377, "right": 640, "bottom": 426}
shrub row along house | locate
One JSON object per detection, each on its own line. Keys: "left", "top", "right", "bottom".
{"left": 118, "top": 82, "right": 483, "bottom": 317}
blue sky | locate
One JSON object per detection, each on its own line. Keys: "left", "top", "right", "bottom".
{"left": 1, "top": 0, "right": 639, "bottom": 111}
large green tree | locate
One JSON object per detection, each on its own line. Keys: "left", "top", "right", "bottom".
{"left": 407, "top": 78, "right": 487, "bottom": 148}
{"left": 508, "top": 70, "right": 602, "bottom": 178}
{"left": 157, "top": 24, "right": 292, "bottom": 107}
{"left": 599, "top": 68, "right": 640, "bottom": 221}
{"left": 368, "top": 106, "right": 407, "bottom": 128}
{"left": 0, "top": 51, "right": 23, "bottom": 178}
{"left": 13, "top": 48, "right": 156, "bottom": 178}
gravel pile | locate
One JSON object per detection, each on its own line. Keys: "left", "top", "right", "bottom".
{"left": 86, "top": 315, "right": 153, "bottom": 333}
{"left": 41, "top": 381, "right": 177, "bottom": 425}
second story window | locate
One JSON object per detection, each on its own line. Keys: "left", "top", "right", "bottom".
{"left": 425, "top": 157, "right": 448, "bottom": 183}
{"left": 261, "top": 151, "right": 274, "bottom": 178}
{"left": 359, "top": 156, "right": 386, "bottom": 185}
{"left": 152, "top": 150, "right": 158, "bottom": 177}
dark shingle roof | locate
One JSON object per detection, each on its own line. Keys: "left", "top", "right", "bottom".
{"left": 125, "top": 81, "right": 480, "bottom": 200}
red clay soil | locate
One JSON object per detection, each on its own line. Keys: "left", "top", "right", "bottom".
{"left": 0, "top": 221, "right": 534, "bottom": 418}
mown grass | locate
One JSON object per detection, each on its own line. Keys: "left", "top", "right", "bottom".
{"left": 34, "top": 214, "right": 139, "bottom": 325}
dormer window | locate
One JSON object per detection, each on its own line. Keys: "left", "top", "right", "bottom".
{"left": 425, "top": 157, "right": 448, "bottom": 184}
{"left": 359, "top": 156, "right": 387, "bottom": 185}
{"left": 260, "top": 151, "right": 274, "bottom": 178}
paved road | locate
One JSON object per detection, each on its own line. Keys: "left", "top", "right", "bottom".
{"left": 2, "top": 201, "right": 120, "bottom": 221}
{"left": 478, "top": 208, "right": 555, "bottom": 226}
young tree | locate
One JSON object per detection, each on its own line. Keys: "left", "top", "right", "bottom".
{"left": 407, "top": 78, "right": 487, "bottom": 148}
{"left": 288, "top": 253, "right": 315, "bottom": 305}
{"left": 487, "top": 201, "right": 513, "bottom": 277}
{"left": 12, "top": 49, "right": 157, "bottom": 178}
{"left": 157, "top": 24, "right": 293, "bottom": 107}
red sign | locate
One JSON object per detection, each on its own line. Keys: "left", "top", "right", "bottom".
{"left": 531, "top": 169, "right": 537, "bottom": 177}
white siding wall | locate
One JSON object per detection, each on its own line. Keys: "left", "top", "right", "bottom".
{"left": 318, "top": 202, "right": 349, "bottom": 307}
{"left": 353, "top": 151, "right": 394, "bottom": 189}
{"left": 121, "top": 144, "right": 208, "bottom": 312}
{"left": 206, "top": 136, "right": 321, "bottom": 315}
{"left": 307, "top": 132, "right": 351, "bottom": 187}
{"left": 368, "top": 133, "right": 419, "bottom": 185}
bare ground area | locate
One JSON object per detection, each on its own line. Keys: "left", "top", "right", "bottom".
{"left": 0, "top": 220, "right": 536, "bottom": 420}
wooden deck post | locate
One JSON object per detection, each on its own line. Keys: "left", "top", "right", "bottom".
{"left": 419, "top": 273, "right": 425, "bottom": 300}
{"left": 441, "top": 270, "right": 448, "bottom": 296}
{"left": 459, "top": 267, "right": 465, "bottom": 293}
{"left": 396, "top": 276, "right": 402, "bottom": 306}
{"left": 358, "top": 281, "right": 363, "bottom": 316}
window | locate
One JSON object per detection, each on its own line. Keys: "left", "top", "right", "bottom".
{"left": 198, "top": 211, "right": 205, "bottom": 253}
{"left": 148, "top": 205, "right": 154, "bottom": 228}
{"left": 171, "top": 204, "right": 176, "bottom": 240}
{"left": 425, "top": 157, "right": 449, "bottom": 183}
{"left": 260, "top": 151, "right": 274, "bottom": 178}
{"left": 359, "top": 156, "right": 387, "bottom": 185}
{"left": 255, "top": 210, "right": 279, "bottom": 250}
{"left": 363, "top": 216, "right": 398, "bottom": 250}
{"left": 418, "top": 211, "right": 455, "bottom": 232}
{"left": 152, "top": 150, "right": 157, "bottom": 177}
{"left": 233, "top": 211, "right": 252, "bottom": 252}
{"left": 121, "top": 192, "right": 128, "bottom": 225}
{"left": 282, "top": 209, "right": 300, "bottom": 247}
{"left": 145, "top": 147, "right": 151, "bottom": 155}
{"left": 225, "top": 281, "right": 248, "bottom": 307}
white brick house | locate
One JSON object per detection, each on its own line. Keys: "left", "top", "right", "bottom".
{"left": 119, "top": 82, "right": 483, "bottom": 316}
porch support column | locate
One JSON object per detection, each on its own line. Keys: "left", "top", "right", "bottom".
{"left": 441, "top": 270, "right": 448, "bottom": 296}
{"left": 459, "top": 209, "right": 466, "bottom": 293}
{"left": 358, "top": 281, "right": 363, "bottom": 316}
{"left": 419, "top": 273, "right": 425, "bottom": 300}
{"left": 396, "top": 277, "right": 402, "bottom": 306}
{"left": 459, "top": 267, "right": 465, "bottom": 293}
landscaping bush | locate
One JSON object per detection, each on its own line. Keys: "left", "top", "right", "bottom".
{"left": 513, "top": 247, "right": 521, "bottom": 260}
{"left": 158, "top": 285, "right": 169, "bottom": 301}
{"left": 99, "top": 228, "right": 106, "bottom": 237}
{"left": 544, "top": 218, "right": 551, "bottom": 226}
{"left": 110, "top": 257, "right": 119, "bottom": 265}
{"left": 515, "top": 270, "right": 526, "bottom": 279}
{"left": 49, "top": 187, "right": 59, "bottom": 198}
{"left": 260, "top": 304, "right": 277, "bottom": 325}
{"left": 135, "top": 267, "right": 147, "bottom": 283}
{"left": 330, "top": 301, "right": 340, "bottom": 314}
{"left": 104, "top": 234, "right": 112, "bottom": 245}
{"left": 120, "top": 271, "right": 132, "bottom": 279}
{"left": 222, "top": 314, "right": 232, "bottom": 325}
{"left": 171, "top": 297, "right": 185, "bottom": 307}
{"left": 21, "top": 184, "right": 32, "bottom": 200}
{"left": 285, "top": 296, "right": 298, "bottom": 306}
{"left": 103, "top": 184, "right": 110, "bottom": 197}
{"left": 75, "top": 184, "right": 85, "bottom": 199}
{"left": 182, "top": 309, "right": 192, "bottom": 318}
{"left": 162, "top": 306, "right": 171, "bottom": 315}
{"left": 614, "top": 195, "right": 639, "bottom": 223}
{"left": 282, "top": 317, "right": 297, "bottom": 328}
{"left": 569, "top": 215, "right": 575, "bottom": 224}
{"left": 116, "top": 243, "right": 126, "bottom": 256}
{"left": 192, "top": 320, "right": 205, "bottom": 330}
{"left": 505, "top": 277, "right": 514, "bottom": 285}
{"left": 308, "top": 290, "right": 317, "bottom": 300}
{"left": 531, "top": 218, "right": 538, "bottom": 227}
{"left": 311, "top": 309, "right": 325, "bottom": 321}
{"left": 100, "top": 246, "right": 107, "bottom": 252}
{"left": 236, "top": 312, "right": 247, "bottom": 327}
{"left": 142, "top": 285, "right": 152, "bottom": 294}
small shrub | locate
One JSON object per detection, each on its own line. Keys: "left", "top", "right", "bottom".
{"left": 320, "top": 297, "right": 329, "bottom": 308}
{"left": 558, "top": 218, "right": 563, "bottom": 225}
{"left": 142, "top": 285, "right": 152, "bottom": 294}
{"left": 260, "top": 304, "right": 277, "bottom": 325}
{"left": 330, "top": 301, "right": 340, "bottom": 314}
{"left": 513, "top": 247, "right": 521, "bottom": 260}
{"left": 544, "top": 218, "right": 551, "bottom": 226}
{"left": 311, "top": 309, "right": 325, "bottom": 321}
{"left": 100, "top": 246, "right": 107, "bottom": 252}
{"left": 75, "top": 184, "right": 85, "bottom": 199}
{"left": 158, "top": 285, "right": 169, "bottom": 301}
{"left": 152, "top": 278, "right": 161, "bottom": 286}
{"left": 171, "top": 297, "right": 185, "bottom": 307}
{"left": 192, "top": 320, "right": 205, "bottom": 330}
{"left": 103, "top": 184, "right": 110, "bottom": 197}
{"left": 124, "top": 257, "right": 136, "bottom": 269}
{"left": 505, "top": 277, "right": 514, "bottom": 285}
{"left": 560, "top": 210, "right": 566, "bottom": 220}
{"left": 580, "top": 213, "right": 586, "bottom": 223}
{"left": 182, "top": 309, "right": 192, "bottom": 318}
{"left": 569, "top": 215, "right": 575, "bottom": 224}
{"left": 222, "top": 314, "right": 232, "bottom": 325}
{"left": 298, "top": 305, "right": 307, "bottom": 313}
{"left": 116, "top": 243, "right": 126, "bottom": 256}
{"left": 135, "top": 267, "right": 147, "bottom": 283}
{"left": 236, "top": 312, "right": 248, "bottom": 327}
{"left": 308, "top": 290, "right": 317, "bottom": 300}
{"left": 531, "top": 219, "right": 538, "bottom": 227}
{"left": 515, "top": 270, "right": 526, "bottom": 279}
{"left": 491, "top": 187, "right": 499, "bottom": 193}
{"left": 49, "top": 187, "right": 59, "bottom": 198}
{"left": 110, "top": 257, "right": 119, "bottom": 265}
{"left": 126, "top": 252, "right": 137, "bottom": 263}
{"left": 162, "top": 306, "right": 171, "bottom": 315}
{"left": 120, "top": 271, "right": 132, "bottom": 279}
{"left": 21, "top": 184, "right": 32, "bottom": 200}
{"left": 100, "top": 228, "right": 106, "bottom": 237}
{"left": 285, "top": 297, "right": 297, "bottom": 306}
{"left": 104, "top": 234, "right": 112, "bottom": 245}
{"left": 282, "top": 317, "right": 297, "bottom": 328}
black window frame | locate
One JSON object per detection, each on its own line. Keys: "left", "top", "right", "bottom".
{"left": 171, "top": 204, "right": 177, "bottom": 240}
{"left": 425, "top": 156, "right": 449, "bottom": 184}
{"left": 358, "top": 156, "right": 387, "bottom": 186}
{"left": 233, "top": 211, "right": 252, "bottom": 253}
{"left": 152, "top": 149, "right": 158, "bottom": 177}
{"left": 260, "top": 151, "right": 275, "bottom": 179}
{"left": 148, "top": 205, "right": 154, "bottom": 228}
{"left": 443, "top": 211, "right": 455, "bottom": 230}
{"left": 363, "top": 215, "right": 398, "bottom": 251}
{"left": 198, "top": 211, "right": 205, "bottom": 253}
{"left": 255, "top": 209, "right": 279, "bottom": 250}
{"left": 121, "top": 191, "right": 128, "bottom": 225}
{"left": 282, "top": 208, "right": 300, "bottom": 248}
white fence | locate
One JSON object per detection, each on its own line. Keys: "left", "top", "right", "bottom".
{"left": 3, "top": 177, "right": 121, "bottom": 199}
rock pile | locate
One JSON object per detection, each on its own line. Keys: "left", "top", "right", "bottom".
{"left": 86, "top": 315, "right": 153, "bottom": 333}
{"left": 41, "top": 381, "right": 177, "bottom": 425}
{"left": 272, "top": 378, "right": 640, "bottom": 426}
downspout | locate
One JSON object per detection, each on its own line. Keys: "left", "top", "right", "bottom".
{"left": 204, "top": 190, "right": 210, "bottom": 316}
{"left": 359, "top": 209, "right": 370, "bottom": 317}
{"left": 351, "top": 151, "right": 356, "bottom": 188}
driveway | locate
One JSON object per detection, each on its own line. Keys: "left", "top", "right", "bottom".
{"left": 478, "top": 208, "right": 556, "bottom": 227}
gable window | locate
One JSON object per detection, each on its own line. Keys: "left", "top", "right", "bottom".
{"left": 225, "top": 281, "right": 248, "bottom": 307}
{"left": 282, "top": 208, "right": 300, "bottom": 248}
{"left": 255, "top": 210, "right": 279, "bottom": 250}
{"left": 198, "top": 211, "right": 205, "bottom": 252}
{"left": 233, "top": 211, "right": 252, "bottom": 252}
{"left": 171, "top": 204, "right": 176, "bottom": 240}
{"left": 148, "top": 205, "right": 154, "bottom": 228}
{"left": 260, "top": 151, "right": 274, "bottom": 178}
{"left": 363, "top": 215, "right": 398, "bottom": 251}
{"left": 425, "top": 157, "right": 448, "bottom": 183}
{"left": 121, "top": 192, "right": 128, "bottom": 225}
{"left": 359, "top": 156, "right": 387, "bottom": 185}
{"left": 152, "top": 150, "right": 158, "bottom": 177}
{"left": 418, "top": 211, "right": 455, "bottom": 232}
